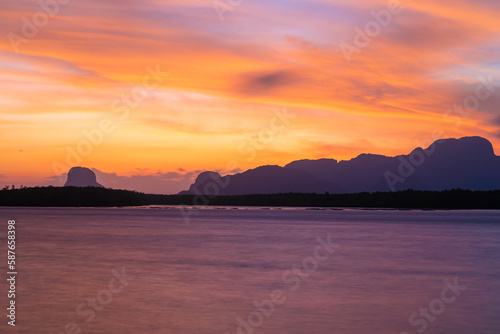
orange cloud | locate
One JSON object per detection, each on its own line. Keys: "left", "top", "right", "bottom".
{"left": 1, "top": 0, "right": 499, "bottom": 192}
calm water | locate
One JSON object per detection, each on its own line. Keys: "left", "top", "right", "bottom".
{"left": 0, "top": 207, "right": 499, "bottom": 334}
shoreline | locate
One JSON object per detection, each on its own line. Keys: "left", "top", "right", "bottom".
{"left": 1, "top": 186, "right": 500, "bottom": 210}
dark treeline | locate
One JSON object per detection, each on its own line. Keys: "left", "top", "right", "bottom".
{"left": 1, "top": 186, "right": 500, "bottom": 209}
{"left": 0, "top": 186, "right": 148, "bottom": 207}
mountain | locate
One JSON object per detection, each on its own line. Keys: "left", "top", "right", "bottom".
{"left": 180, "top": 136, "right": 500, "bottom": 195}
{"left": 179, "top": 166, "right": 345, "bottom": 195}
{"left": 64, "top": 167, "right": 104, "bottom": 188}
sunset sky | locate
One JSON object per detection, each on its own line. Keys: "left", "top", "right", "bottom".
{"left": 1, "top": 0, "right": 500, "bottom": 193}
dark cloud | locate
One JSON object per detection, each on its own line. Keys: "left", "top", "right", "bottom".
{"left": 491, "top": 116, "right": 500, "bottom": 138}
{"left": 238, "top": 70, "right": 299, "bottom": 96}
{"left": 441, "top": 79, "right": 500, "bottom": 116}
{"left": 473, "top": 0, "right": 500, "bottom": 10}
{"left": 381, "top": 10, "right": 483, "bottom": 50}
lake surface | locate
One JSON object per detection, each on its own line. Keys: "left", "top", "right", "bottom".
{"left": 0, "top": 207, "right": 499, "bottom": 334}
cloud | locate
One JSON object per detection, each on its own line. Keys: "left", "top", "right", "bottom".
{"left": 0, "top": 51, "right": 105, "bottom": 86}
{"left": 90, "top": 168, "right": 200, "bottom": 194}
{"left": 2, "top": 0, "right": 500, "bottom": 185}
{"left": 40, "top": 168, "right": 201, "bottom": 194}
{"left": 238, "top": 70, "right": 300, "bottom": 96}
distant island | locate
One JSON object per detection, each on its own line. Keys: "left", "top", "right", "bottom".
{"left": 180, "top": 136, "right": 500, "bottom": 195}
{"left": 1, "top": 186, "right": 500, "bottom": 209}
{"left": 64, "top": 166, "right": 104, "bottom": 188}
{"left": 2, "top": 136, "right": 500, "bottom": 209}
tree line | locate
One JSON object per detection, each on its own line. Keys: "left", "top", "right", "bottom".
{"left": 1, "top": 186, "right": 500, "bottom": 209}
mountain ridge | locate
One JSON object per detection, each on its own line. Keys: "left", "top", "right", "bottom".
{"left": 180, "top": 136, "right": 500, "bottom": 195}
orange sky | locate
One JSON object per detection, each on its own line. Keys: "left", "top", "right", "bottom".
{"left": 1, "top": 0, "right": 499, "bottom": 193}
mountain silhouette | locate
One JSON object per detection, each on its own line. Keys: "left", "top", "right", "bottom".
{"left": 64, "top": 167, "right": 104, "bottom": 188}
{"left": 179, "top": 166, "right": 345, "bottom": 195}
{"left": 180, "top": 136, "right": 500, "bottom": 195}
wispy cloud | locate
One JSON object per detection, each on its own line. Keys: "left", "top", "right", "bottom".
{"left": 1, "top": 0, "right": 500, "bottom": 187}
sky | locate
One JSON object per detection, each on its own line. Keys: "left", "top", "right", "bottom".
{"left": 1, "top": 0, "right": 500, "bottom": 194}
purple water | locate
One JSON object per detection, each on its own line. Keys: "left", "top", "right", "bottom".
{"left": 1, "top": 207, "right": 499, "bottom": 334}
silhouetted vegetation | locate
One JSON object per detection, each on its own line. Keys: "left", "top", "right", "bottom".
{"left": 1, "top": 186, "right": 500, "bottom": 209}
{"left": 0, "top": 186, "right": 148, "bottom": 207}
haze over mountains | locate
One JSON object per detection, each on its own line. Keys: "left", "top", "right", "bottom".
{"left": 179, "top": 136, "right": 500, "bottom": 195}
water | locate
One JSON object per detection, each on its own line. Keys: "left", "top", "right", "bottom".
{"left": 0, "top": 207, "right": 499, "bottom": 334}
